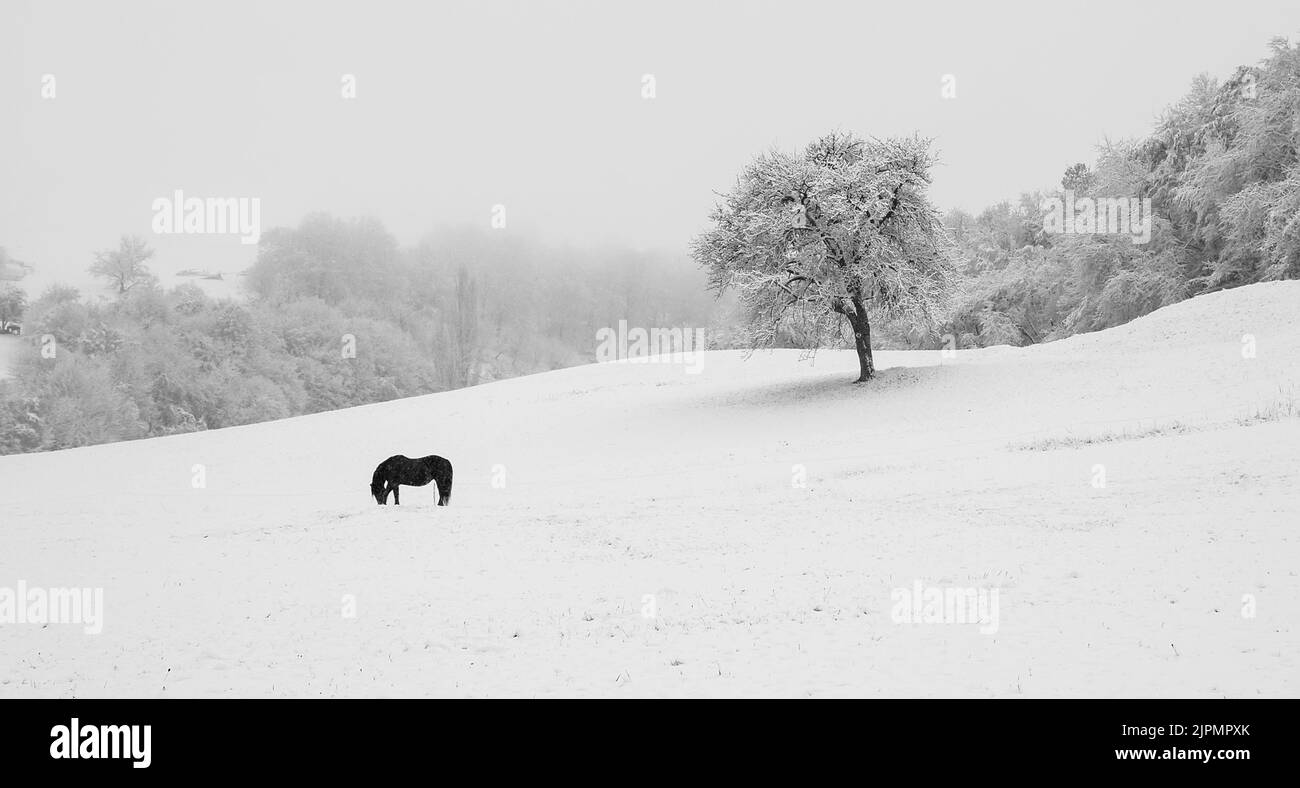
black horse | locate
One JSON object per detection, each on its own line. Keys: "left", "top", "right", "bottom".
{"left": 370, "top": 455, "right": 453, "bottom": 506}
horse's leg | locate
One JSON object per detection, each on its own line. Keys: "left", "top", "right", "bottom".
{"left": 393, "top": 484, "right": 400, "bottom": 505}
{"left": 438, "top": 463, "right": 452, "bottom": 507}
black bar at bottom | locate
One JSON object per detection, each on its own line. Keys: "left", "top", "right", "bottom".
{"left": 0, "top": 699, "right": 1287, "bottom": 776}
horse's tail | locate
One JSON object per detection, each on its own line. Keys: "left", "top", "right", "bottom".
{"left": 439, "top": 457, "right": 453, "bottom": 506}
{"left": 370, "top": 462, "right": 386, "bottom": 498}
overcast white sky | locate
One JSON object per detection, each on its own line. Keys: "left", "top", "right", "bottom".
{"left": 2, "top": 0, "right": 1297, "bottom": 292}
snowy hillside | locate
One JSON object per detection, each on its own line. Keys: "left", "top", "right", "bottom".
{"left": 2, "top": 281, "right": 1298, "bottom": 697}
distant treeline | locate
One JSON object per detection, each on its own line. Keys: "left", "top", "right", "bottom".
{"left": 0, "top": 219, "right": 714, "bottom": 454}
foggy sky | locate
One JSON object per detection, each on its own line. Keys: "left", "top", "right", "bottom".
{"left": 2, "top": 0, "right": 1297, "bottom": 293}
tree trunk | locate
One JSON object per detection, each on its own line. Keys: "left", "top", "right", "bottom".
{"left": 847, "top": 307, "right": 875, "bottom": 383}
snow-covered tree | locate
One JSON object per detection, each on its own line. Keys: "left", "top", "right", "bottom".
{"left": 0, "top": 285, "right": 25, "bottom": 326}
{"left": 89, "top": 235, "right": 157, "bottom": 295}
{"left": 692, "top": 132, "right": 958, "bottom": 382}
{"left": 1061, "top": 163, "right": 1094, "bottom": 193}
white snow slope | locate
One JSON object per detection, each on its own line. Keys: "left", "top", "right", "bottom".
{"left": 2, "top": 282, "right": 1298, "bottom": 697}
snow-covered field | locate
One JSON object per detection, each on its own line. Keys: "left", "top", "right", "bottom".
{"left": 2, "top": 282, "right": 1298, "bottom": 697}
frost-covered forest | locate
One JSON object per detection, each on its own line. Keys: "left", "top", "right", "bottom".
{"left": 925, "top": 39, "right": 1300, "bottom": 350}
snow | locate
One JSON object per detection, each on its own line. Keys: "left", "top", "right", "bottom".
{"left": 2, "top": 281, "right": 1298, "bottom": 697}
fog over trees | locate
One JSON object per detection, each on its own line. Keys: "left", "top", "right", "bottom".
{"left": 0, "top": 219, "right": 714, "bottom": 453}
